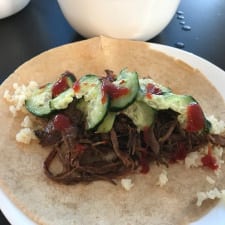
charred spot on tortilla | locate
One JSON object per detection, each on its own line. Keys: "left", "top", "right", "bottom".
{"left": 22, "top": 69, "right": 225, "bottom": 185}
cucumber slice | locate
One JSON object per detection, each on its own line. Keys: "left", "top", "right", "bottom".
{"left": 110, "top": 69, "right": 139, "bottom": 110}
{"left": 142, "top": 93, "right": 194, "bottom": 114}
{"left": 62, "top": 71, "right": 76, "bottom": 87}
{"left": 137, "top": 77, "right": 170, "bottom": 103}
{"left": 75, "top": 75, "right": 109, "bottom": 130}
{"left": 96, "top": 101, "right": 155, "bottom": 133}
{"left": 96, "top": 112, "right": 117, "bottom": 133}
{"left": 52, "top": 71, "right": 76, "bottom": 98}
{"left": 138, "top": 78, "right": 210, "bottom": 132}
{"left": 50, "top": 88, "right": 75, "bottom": 110}
{"left": 139, "top": 78, "right": 171, "bottom": 94}
{"left": 123, "top": 101, "right": 155, "bottom": 130}
{"left": 25, "top": 83, "right": 53, "bottom": 117}
{"left": 25, "top": 72, "right": 76, "bottom": 117}
{"left": 142, "top": 92, "right": 209, "bottom": 132}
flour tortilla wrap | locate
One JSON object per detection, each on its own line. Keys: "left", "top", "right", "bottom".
{"left": 0, "top": 36, "right": 225, "bottom": 225}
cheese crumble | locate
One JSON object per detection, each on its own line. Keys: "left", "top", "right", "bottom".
{"left": 21, "top": 115, "right": 34, "bottom": 128}
{"left": 16, "top": 128, "right": 36, "bottom": 144}
{"left": 207, "top": 115, "right": 225, "bottom": 134}
{"left": 157, "top": 169, "right": 168, "bottom": 187}
{"left": 121, "top": 178, "right": 134, "bottom": 191}
{"left": 3, "top": 82, "right": 39, "bottom": 144}
{"left": 206, "top": 176, "right": 215, "bottom": 185}
{"left": 196, "top": 188, "right": 225, "bottom": 207}
{"left": 3, "top": 81, "right": 38, "bottom": 116}
{"left": 185, "top": 145, "right": 224, "bottom": 176}
{"left": 16, "top": 115, "right": 37, "bottom": 144}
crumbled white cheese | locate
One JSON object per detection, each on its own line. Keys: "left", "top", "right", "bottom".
{"left": 16, "top": 128, "right": 36, "bottom": 144}
{"left": 185, "top": 144, "right": 224, "bottom": 176}
{"left": 3, "top": 89, "right": 12, "bottom": 102}
{"left": 3, "top": 81, "right": 38, "bottom": 116}
{"left": 9, "top": 105, "right": 17, "bottom": 117}
{"left": 121, "top": 178, "right": 134, "bottom": 191}
{"left": 185, "top": 151, "right": 202, "bottom": 168}
{"left": 21, "top": 115, "right": 33, "bottom": 128}
{"left": 210, "top": 146, "right": 224, "bottom": 177}
{"left": 213, "top": 146, "right": 224, "bottom": 166}
{"left": 3, "top": 82, "right": 39, "bottom": 144}
{"left": 196, "top": 188, "right": 225, "bottom": 207}
{"left": 207, "top": 115, "right": 225, "bottom": 134}
{"left": 206, "top": 176, "right": 216, "bottom": 185}
{"left": 157, "top": 169, "right": 168, "bottom": 187}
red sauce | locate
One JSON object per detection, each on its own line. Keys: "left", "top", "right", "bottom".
{"left": 201, "top": 145, "right": 218, "bottom": 170}
{"left": 146, "top": 83, "right": 162, "bottom": 99}
{"left": 101, "top": 79, "right": 129, "bottom": 103}
{"left": 75, "top": 143, "right": 86, "bottom": 153}
{"left": 143, "top": 126, "right": 151, "bottom": 146}
{"left": 53, "top": 114, "right": 71, "bottom": 131}
{"left": 186, "top": 103, "right": 205, "bottom": 132}
{"left": 140, "top": 160, "right": 150, "bottom": 174}
{"left": 170, "top": 142, "right": 188, "bottom": 163}
{"left": 52, "top": 76, "right": 69, "bottom": 97}
{"left": 139, "top": 151, "right": 150, "bottom": 174}
{"left": 73, "top": 81, "right": 80, "bottom": 93}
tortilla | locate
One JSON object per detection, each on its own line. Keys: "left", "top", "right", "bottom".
{"left": 0, "top": 36, "right": 225, "bottom": 225}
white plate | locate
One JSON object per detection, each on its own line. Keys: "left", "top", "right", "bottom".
{"left": 0, "top": 43, "right": 225, "bottom": 225}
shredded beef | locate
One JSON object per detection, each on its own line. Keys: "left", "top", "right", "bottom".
{"left": 207, "top": 134, "right": 225, "bottom": 147}
{"left": 35, "top": 121, "right": 62, "bottom": 146}
{"left": 152, "top": 110, "right": 209, "bottom": 163}
{"left": 35, "top": 103, "right": 225, "bottom": 185}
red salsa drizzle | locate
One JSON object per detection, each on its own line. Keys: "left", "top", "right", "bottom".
{"left": 52, "top": 76, "right": 69, "bottom": 97}
{"left": 142, "top": 126, "right": 152, "bottom": 146}
{"left": 53, "top": 114, "right": 71, "bottom": 131}
{"left": 73, "top": 81, "right": 80, "bottom": 93}
{"left": 138, "top": 127, "right": 152, "bottom": 174}
{"left": 75, "top": 143, "right": 86, "bottom": 153}
{"left": 170, "top": 142, "right": 188, "bottom": 163}
{"left": 139, "top": 150, "right": 150, "bottom": 174}
{"left": 146, "top": 83, "right": 162, "bottom": 99}
{"left": 201, "top": 145, "right": 218, "bottom": 170}
{"left": 186, "top": 102, "right": 205, "bottom": 132}
{"left": 101, "top": 79, "right": 129, "bottom": 104}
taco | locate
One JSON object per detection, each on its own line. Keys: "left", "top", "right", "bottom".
{"left": 0, "top": 36, "right": 225, "bottom": 225}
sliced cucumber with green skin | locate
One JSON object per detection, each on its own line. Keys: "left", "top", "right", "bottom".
{"left": 137, "top": 78, "right": 194, "bottom": 118}
{"left": 25, "top": 83, "right": 53, "bottom": 117}
{"left": 142, "top": 93, "right": 195, "bottom": 127}
{"left": 52, "top": 71, "right": 76, "bottom": 98}
{"left": 110, "top": 69, "right": 139, "bottom": 111}
{"left": 137, "top": 78, "right": 198, "bottom": 116}
{"left": 142, "top": 93, "right": 195, "bottom": 113}
{"left": 96, "top": 101, "right": 155, "bottom": 133}
{"left": 25, "top": 72, "right": 76, "bottom": 117}
{"left": 49, "top": 72, "right": 76, "bottom": 110}
{"left": 96, "top": 112, "right": 117, "bottom": 133}
{"left": 142, "top": 93, "right": 209, "bottom": 132}
{"left": 75, "top": 75, "right": 109, "bottom": 130}
{"left": 139, "top": 78, "right": 171, "bottom": 94}
{"left": 62, "top": 71, "right": 76, "bottom": 87}
{"left": 122, "top": 101, "right": 155, "bottom": 131}
{"left": 137, "top": 78, "right": 171, "bottom": 101}
{"left": 50, "top": 88, "right": 75, "bottom": 110}
{"left": 74, "top": 74, "right": 100, "bottom": 99}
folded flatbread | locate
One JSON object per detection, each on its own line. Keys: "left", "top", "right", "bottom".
{"left": 0, "top": 36, "right": 224, "bottom": 225}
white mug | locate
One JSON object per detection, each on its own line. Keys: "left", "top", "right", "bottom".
{"left": 57, "top": 0, "right": 180, "bottom": 41}
{"left": 0, "top": 0, "right": 30, "bottom": 19}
